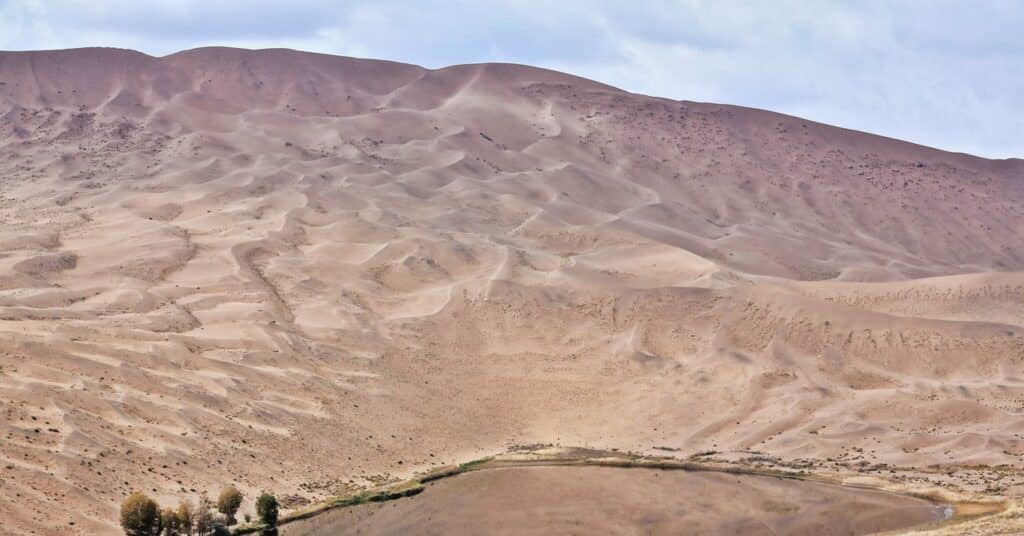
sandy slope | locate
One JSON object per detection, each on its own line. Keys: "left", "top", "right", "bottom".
{"left": 0, "top": 47, "right": 1022, "bottom": 534}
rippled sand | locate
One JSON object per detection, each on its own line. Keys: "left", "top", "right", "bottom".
{"left": 0, "top": 47, "right": 1022, "bottom": 534}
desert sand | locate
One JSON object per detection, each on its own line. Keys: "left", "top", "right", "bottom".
{"left": 0, "top": 47, "right": 1022, "bottom": 534}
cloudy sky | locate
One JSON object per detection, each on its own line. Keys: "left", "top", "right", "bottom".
{"left": 1, "top": 1, "right": 1021, "bottom": 158}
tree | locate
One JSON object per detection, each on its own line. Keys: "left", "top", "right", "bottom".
{"left": 194, "top": 495, "right": 216, "bottom": 536}
{"left": 175, "top": 500, "right": 195, "bottom": 536}
{"left": 255, "top": 492, "right": 278, "bottom": 527}
{"left": 160, "top": 507, "right": 181, "bottom": 536}
{"left": 120, "top": 492, "right": 162, "bottom": 536}
{"left": 216, "top": 485, "right": 243, "bottom": 526}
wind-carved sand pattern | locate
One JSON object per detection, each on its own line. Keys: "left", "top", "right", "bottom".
{"left": 0, "top": 47, "right": 1023, "bottom": 534}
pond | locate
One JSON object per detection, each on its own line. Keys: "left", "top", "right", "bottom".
{"left": 283, "top": 465, "right": 948, "bottom": 535}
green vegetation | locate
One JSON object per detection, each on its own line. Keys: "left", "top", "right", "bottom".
{"left": 120, "top": 492, "right": 162, "bottom": 536}
{"left": 160, "top": 507, "right": 181, "bottom": 536}
{"left": 255, "top": 493, "right": 279, "bottom": 528}
{"left": 128, "top": 446, "right": 980, "bottom": 535}
{"left": 176, "top": 500, "right": 195, "bottom": 536}
{"left": 119, "top": 487, "right": 258, "bottom": 535}
{"left": 217, "top": 486, "right": 244, "bottom": 526}
{"left": 457, "top": 456, "right": 493, "bottom": 472}
{"left": 121, "top": 449, "right": 750, "bottom": 534}
{"left": 193, "top": 495, "right": 215, "bottom": 536}
{"left": 236, "top": 447, "right": 818, "bottom": 533}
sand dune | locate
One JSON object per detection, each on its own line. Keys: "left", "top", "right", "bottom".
{"left": 0, "top": 47, "right": 1022, "bottom": 534}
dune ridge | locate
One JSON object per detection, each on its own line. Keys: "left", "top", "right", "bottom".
{"left": 0, "top": 47, "right": 1022, "bottom": 534}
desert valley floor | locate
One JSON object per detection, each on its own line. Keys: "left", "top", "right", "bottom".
{"left": 0, "top": 47, "right": 1023, "bottom": 534}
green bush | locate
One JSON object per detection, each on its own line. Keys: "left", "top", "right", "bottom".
{"left": 160, "top": 507, "right": 181, "bottom": 535}
{"left": 120, "top": 492, "right": 162, "bottom": 536}
{"left": 255, "top": 492, "right": 279, "bottom": 527}
{"left": 175, "top": 500, "right": 194, "bottom": 536}
{"left": 216, "top": 485, "right": 243, "bottom": 525}
{"left": 194, "top": 496, "right": 215, "bottom": 536}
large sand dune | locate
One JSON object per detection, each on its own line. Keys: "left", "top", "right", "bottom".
{"left": 0, "top": 47, "right": 1022, "bottom": 534}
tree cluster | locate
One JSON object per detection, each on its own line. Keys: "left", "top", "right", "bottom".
{"left": 120, "top": 486, "right": 279, "bottom": 536}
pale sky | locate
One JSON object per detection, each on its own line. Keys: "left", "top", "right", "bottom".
{"left": 1, "top": 1, "right": 1021, "bottom": 159}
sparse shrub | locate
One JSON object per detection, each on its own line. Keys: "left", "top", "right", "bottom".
{"left": 176, "top": 500, "right": 195, "bottom": 536}
{"left": 194, "top": 495, "right": 215, "bottom": 536}
{"left": 120, "top": 491, "right": 162, "bottom": 536}
{"left": 255, "top": 492, "right": 279, "bottom": 527}
{"left": 216, "top": 485, "right": 243, "bottom": 525}
{"left": 160, "top": 507, "right": 181, "bottom": 535}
